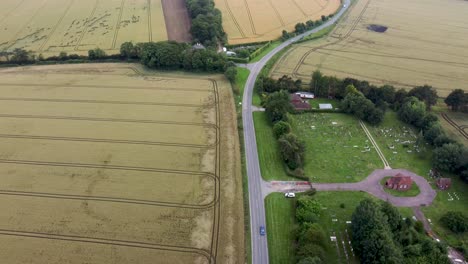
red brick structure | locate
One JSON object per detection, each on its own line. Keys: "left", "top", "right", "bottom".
{"left": 436, "top": 178, "right": 451, "bottom": 190}
{"left": 385, "top": 173, "right": 412, "bottom": 191}
{"left": 290, "top": 94, "right": 310, "bottom": 111}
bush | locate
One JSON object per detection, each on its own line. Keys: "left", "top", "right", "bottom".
{"left": 273, "top": 121, "right": 291, "bottom": 138}
{"left": 441, "top": 211, "right": 468, "bottom": 233}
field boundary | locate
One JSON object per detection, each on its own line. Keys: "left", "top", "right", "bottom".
{"left": 441, "top": 113, "right": 468, "bottom": 140}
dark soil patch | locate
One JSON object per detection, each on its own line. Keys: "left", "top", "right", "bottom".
{"left": 367, "top": 24, "right": 388, "bottom": 33}
{"left": 161, "top": 0, "right": 192, "bottom": 42}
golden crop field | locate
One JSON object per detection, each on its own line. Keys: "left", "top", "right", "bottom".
{"left": 0, "top": 0, "right": 168, "bottom": 56}
{"left": 271, "top": 0, "right": 468, "bottom": 97}
{"left": 215, "top": 0, "right": 341, "bottom": 44}
{"left": 440, "top": 112, "right": 468, "bottom": 147}
{"left": 0, "top": 64, "right": 243, "bottom": 264}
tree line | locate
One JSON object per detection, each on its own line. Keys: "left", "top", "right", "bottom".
{"left": 185, "top": 0, "right": 226, "bottom": 47}
{"left": 281, "top": 14, "right": 334, "bottom": 41}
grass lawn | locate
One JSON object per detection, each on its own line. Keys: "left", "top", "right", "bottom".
{"left": 253, "top": 112, "right": 295, "bottom": 181}
{"left": 250, "top": 41, "right": 282, "bottom": 63}
{"left": 307, "top": 98, "right": 339, "bottom": 109}
{"left": 367, "top": 111, "right": 433, "bottom": 176}
{"left": 290, "top": 113, "right": 382, "bottom": 182}
{"left": 380, "top": 177, "right": 421, "bottom": 197}
{"left": 265, "top": 193, "right": 296, "bottom": 264}
{"left": 422, "top": 175, "right": 468, "bottom": 248}
{"left": 234, "top": 67, "right": 250, "bottom": 104}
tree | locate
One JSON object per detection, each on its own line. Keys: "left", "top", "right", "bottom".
{"left": 297, "top": 256, "right": 322, "bottom": 264}
{"left": 433, "top": 143, "right": 463, "bottom": 172}
{"left": 408, "top": 85, "right": 438, "bottom": 110}
{"left": 224, "top": 66, "right": 237, "bottom": 83}
{"left": 445, "top": 89, "right": 467, "bottom": 111}
{"left": 381, "top": 201, "right": 402, "bottom": 232}
{"left": 10, "top": 48, "right": 33, "bottom": 63}
{"left": 120, "top": 41, "right": 137, "bottom": 59}
{"left": 441, "top": 211, "right": 468, "bottom": 233}
{"left": 264, "top": 90, "right": 293, "bottom": 123}
{"left": 397, "top": 97, "right": 427, "bottom": 128}
{"left": 278, "top": 133, "right": 305, "bottom": 170}
{"left": 281, "top": 30, "right": 290, "bottom": 40}
{"left": 424, "top": 123, "right": 444, "bottom": 145}
{"left": 273, "top": 121, "right": 291, "bottom": 138}
{"left": 88, "top": 48, "right": 106, "bottom": 60}
{"left": 59, "top": 51, "right": 68, "bottom": 60}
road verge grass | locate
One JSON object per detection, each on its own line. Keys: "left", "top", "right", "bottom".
{"left": 265, "top": 193, "right": 296, "bottom": 264}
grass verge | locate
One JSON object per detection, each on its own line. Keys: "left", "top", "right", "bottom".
{"left": 265, "top": 193, "right": 296, "bottom": 264}
{"left": 249, "top": 41, "right": 282, "bottom": 63}
{"left": 253, "top": 112, "right": 295, "bottom": 181}
{"left": 380, "top": 177, "right": 421, "bottom": 197}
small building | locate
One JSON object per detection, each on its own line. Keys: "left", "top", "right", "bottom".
{"left": 436, "top": 178, "right": 451, "bottom": 190}
{"left": 319, "top": 103, "right": 333, "bottom": 110}
{"left": 290, "top": 94, "right": 310, "bottom": 111}
{"left": 385, "top": 173, "right": 412, "bottom": 191}
{"left": 295, "top": 92, "right": 315, "bottom": 99}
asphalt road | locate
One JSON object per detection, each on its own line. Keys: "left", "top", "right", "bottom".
{"left": 241, "top": 1, "right": 351, "bottom": 263}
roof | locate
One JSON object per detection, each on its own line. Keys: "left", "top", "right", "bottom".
{"left": 319, "top": 103, "right": 333, "bottom": 109}
{"left": 291, "top": 100, "right": 310, "bottom": 110}
{"left": 436, "top": 178, "right": 451, "bottom": 186}
{"left": 387, "top": 174, "right": 412, "bottom": 185}
{"left": 295, "top": 92, "right": 314, "bottom": 96}
{"left": 290, "top": 94, "right": 303, "bottom": 102}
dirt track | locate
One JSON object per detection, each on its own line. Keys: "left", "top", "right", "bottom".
{"left": 161, "top": 0, "right": 192, "bottom": 42}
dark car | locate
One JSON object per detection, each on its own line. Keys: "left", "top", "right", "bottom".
{"left": 259, "top": 226, "right": 265, "bottom": 236}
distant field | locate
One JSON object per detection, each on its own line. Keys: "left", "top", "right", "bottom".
{"left": 271, "top": 0, "right": 468, "bottom": 97}
{"left": 0, "top": 64, "right": 243, "bottom": 264}
{"left": 439, "top": 112, "right": 468, "bottom": 147}
{"left": 215, "top": 0, "right": 341, "bottom": 44}
{"left": 0, "top": 0, "right": 171, "bottom": 56}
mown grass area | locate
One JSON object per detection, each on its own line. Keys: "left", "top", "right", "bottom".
{"left": 290, "top": 113, "right": 382, "bottom": 182}
{"left": 422, "top": 175, "right": 468, "bottom": 248}
{"left": 367, "top": 111, "right": 433, "bottom": 176}
{"left": 250, "top": 41, "right": 282, "bottom": 63}
{"left": 234, "top": 67, "right": 250, "bottom": 104}
{"left": 265, "top": 193, "right": 296, "bottom": 264}
{"left": 253, "top": 112, "right": 295, "bottom": 181}
{"left": 380, "top": 177, "right": 421, "bottom": 197}
{"left": 307, "top": 98, "right": 339, "bottom": 109}
{"left": 312, "top": 191, "right": 370, "bottom": 264}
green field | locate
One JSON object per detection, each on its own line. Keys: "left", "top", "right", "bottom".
{"left": 290, "top": 113, "right": 382, "bottom": 182}
{"left": 380, "top": 177, "right": 421, "bottom": 197}
{"left": 253, "top": 112, "right": 295, "bottom": 181}
{"left": 265, "top": 193, "right": 296, "bottom": 264}
{"left": 367, "top": 111, "right": 433, "bottom": 176}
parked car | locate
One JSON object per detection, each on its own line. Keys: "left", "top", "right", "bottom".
{"left": 259, "top": 226, "right": 265, "bottom": 236}
{"left": 284, "top": 192, "right": 295, "bottom": 198}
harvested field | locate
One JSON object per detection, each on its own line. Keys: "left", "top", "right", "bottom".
{"left": 0, "top": 0, "right": 169, "bottom": 56}
{"left": 271, "top": 0, "right": 468, "bottom": 97}
{"left": 439, "top": 112, "right": 468, "bottom": 147}
{"left": 215, "top": 0, "right": 341, "bottom": 44}
{"left": 161, "top": 0, "right": 191, "bottom": 42}
{"left": 0, "top": 63, "right": 243, "bottom": 264}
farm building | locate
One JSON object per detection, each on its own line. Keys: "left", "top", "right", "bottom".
{"left": 385, "top": 173, "right": 412, "bottom": 191}
{"left": 295, "top": 92, "right": 315, "bottom": 99}
{"left": 435, "top": 178, "right": 452, "bottom": 190}
{"left": 319, "top": 104, "right": 333, "bottom": 110}
{"left": 290, "top": 94, "right": 310, "bottom": 111}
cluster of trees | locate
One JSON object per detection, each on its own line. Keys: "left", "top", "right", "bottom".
{"left": 352, "top": 199, "right": 450, "bottom": 264}
{"left": 445, "top": 89, "right": 468, "bottom": 112}
{"left": 341, "top": 84, "right": 384, "bottom": 125}
{"left": 185, "top": 0, "right": 226, "bottom": 47}
{"left": 263, "top": 90, "right": 306, "bottom": 172}
{"left": 295, "top": 195, "right": 329, "bottom": 264}
{"left": 282, "top": 14, "right": 334, "bottom": 40}
{"left": 397, "top": 94, "right": 468, "bottom": 182}
{"left": 441, "top": 211, "right": 468, "bottom": 234}
{"left": 257, "top": 75, "right": 302, "bottom": 93}
{"left": 120, "top": 41, "right": 229, "bottom": 72}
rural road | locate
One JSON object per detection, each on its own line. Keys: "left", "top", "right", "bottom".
{"left": 241, "top": 1, "right": 351, "bottom": 263}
